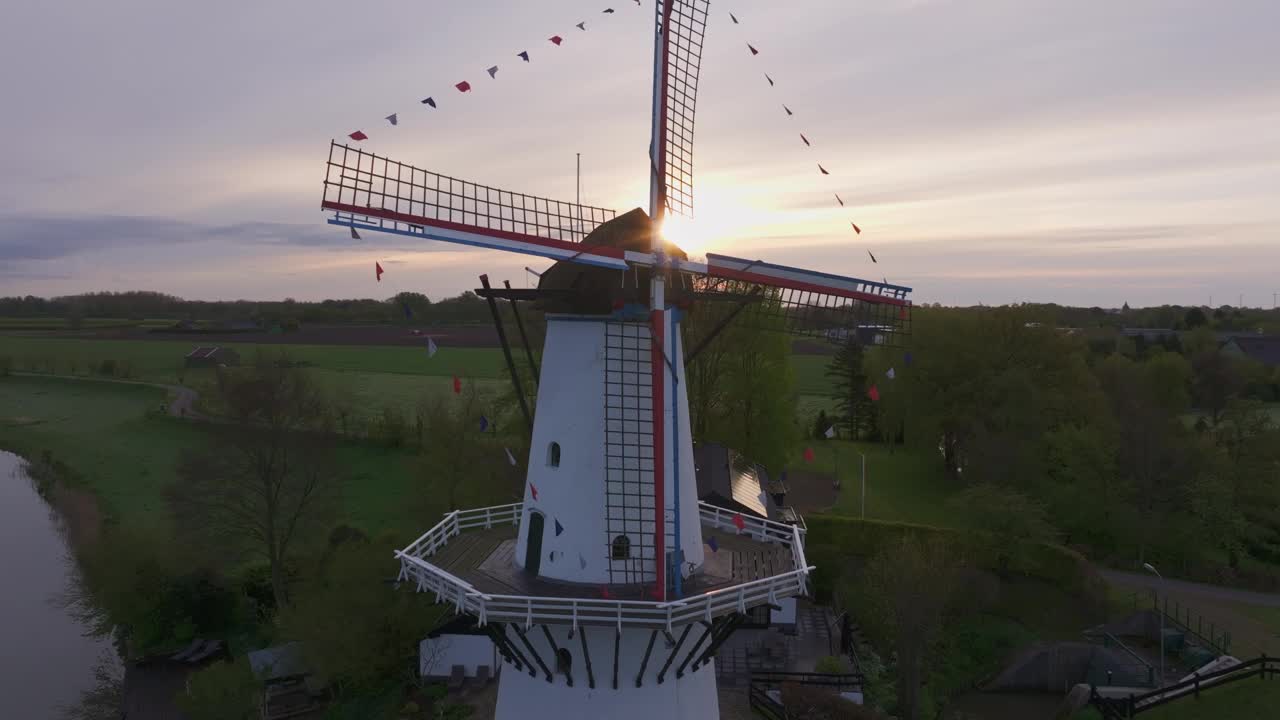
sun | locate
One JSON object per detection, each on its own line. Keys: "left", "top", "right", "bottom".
{"left": 659, "top": 214, "right": 710, "bottom": 256}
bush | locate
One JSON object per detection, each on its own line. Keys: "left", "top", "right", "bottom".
{"left": 176, "top": 659, "right": 258, "bottom": 720}
{"left": 97, "top": 358, "right": 116, "bottom": 377}
{"left": 0, "top": 355, "right": 11, "bottom": 376}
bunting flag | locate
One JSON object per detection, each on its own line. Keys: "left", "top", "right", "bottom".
{"left": 868, "top": 249, "right": 877, "bottom": 263}
{"left": 600, "top": 585, "right": 611, "bottom": 599}
{"left": 452, "top": 375, "right": 461, "bottom": 394}
{"left": 886, "top": 367, "right": 896, "bottom": 380}
{"left": 518, "top": 51, "right": 530, "bottom": 62}
{"left": 783, "top": 104, "right": 793, "bottom": 116}
{"left": 549, "top": 35, "right": 563, "bottom": 45}
{"left": 765, "top": 73, "right": 774, "bottom": 86}
{"left": 836, "top": 193, "right": 844, "bottom": 207}
{"left": 401, "top": 301, "right": 412, "bottom": 318}
{"left": 505, "top": 447, "right": 517, "bottom": 466}
{"left": 487, "top": 66, "right": 499, "bottom": 79}
{"left": 824, "top": 425, "right": 836, "bottom": 439}
{"left": 852, "top": 222, "right": 862, "bottom": 235}
{"left": 455, "top": 80, "right": 472, "bottom": 92}
{"left": 730, "top": 12, "right": 739, "bottom": 23}
{"left": 905, "top": 352, "right": 914, "bottom": 367}
{"left": 868, "top": 384, "right": 881, "bottom": 402}
{"left": 348, "top": 130, "right": 368, "bottom": 141}
{"left": 421, "top": 97, "right": 436, "bottom": 108}
{"left": 818, "top": 164, "right": 830, "bottom": 175}
{"left": 576, "top": 21, "right": 586, "bottom": 30}
{"left": 375, "top": 261, "right": 384, "bottom": 281}
{"left": 350, "top": 226, "right": 361, "bottom": 240}
{"left": 804, "top": 446, "right": 816, "bottom": 463}
{"left": 427, "top": 337, "right": 438, "bottom": 358}
{"left": 732, "top": 513, "right": 746, "bottom": 531}
{"left": 801, "top": 133, "right": 810, "bottom": 147}
{"left": 579, "top": 553, "right": 587, "bottom": 569}
{"left": 707, "top": 536, "right": 719, "bottom": 553}
{"left": 529, "top": 483, "right": 538, "bottom": 501}
{"left": 385, "top": 113, "right": 398, "bottom": 126}
{"left": 747, "top": 43, "right": 759, "bottom": 55}
{"left": 603, "top": 8, "right": 615, "bottom": 14}
{"left": 555, "top": 519, "right": 564, "bottom": 536}
{"left": 479, "top": 415, "right": 489, "bottom": 432}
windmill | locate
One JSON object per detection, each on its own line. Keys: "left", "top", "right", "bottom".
{"left": 321, "top": 2, "right": 911, "bottom": 717}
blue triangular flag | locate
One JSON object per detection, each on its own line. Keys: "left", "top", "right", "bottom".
{"left": 518, "top": 51, "right": 529, "bottom": 62}
{"left": 421, "top": 97, "right": 436, "bottom": 108}
{"left": 707, "top": 536, "right": 719, "bottom": 553}
{"left": 401, "top": 301, "right": 412, "bottom": 318}
{"left": 905, "top": 351, "right": 914, "bottom": 367}
{"left": 479, "top": 415, "right": 489, "bottom": 432}
{"left": 555, "top": 519, "right": 564, "bottom": 536}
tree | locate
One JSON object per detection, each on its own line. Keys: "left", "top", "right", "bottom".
{"left": 827, "top": 339, "right": 873, "bottom": 440}
{"left": 278, "top": 537, "right": 441, "bottom": 694}
{"left": 1184, "top": 307, "right": 1208, "bottom": 329}
{"left": 169, "top": 357, "right": 339, "bottom": 608}
{"left": 1192, "top": 349, "right": 1245, "bottom": 426}
{"left": 947, "top": 484, "right": 1060, "bottom": 576}
{"left": 419, "top": 384, "right": 491, "bottom": 511}
{"left": 857, "top": 536, "right": 965, "bottom": 720}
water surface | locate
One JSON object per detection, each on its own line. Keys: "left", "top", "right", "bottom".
{"left": 0, "top": 450, "right": 112, "bottom": 718}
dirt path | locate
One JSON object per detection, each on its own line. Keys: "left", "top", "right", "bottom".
{"left": 13, "top": 371, "right": 204, "bottom": 420}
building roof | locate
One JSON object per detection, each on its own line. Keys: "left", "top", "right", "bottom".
{"left": 1225, "top": 336, "right": 1280, "bottom": 366}
{"left": 693, "top": 442, "right": 776, "bottom": 520}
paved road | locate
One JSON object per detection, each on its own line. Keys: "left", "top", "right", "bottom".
{"left": 1102, "top": 569, "right": 1280, "bottom": 608}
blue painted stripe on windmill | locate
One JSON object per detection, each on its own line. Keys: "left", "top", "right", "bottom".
{"left": 326, "top": 218, "right": 627, "bottom": 270}
{"left": 706, "top": 252, "right": 913, "bottom": 293}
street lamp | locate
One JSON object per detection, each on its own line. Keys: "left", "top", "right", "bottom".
{"left": 860, "top": 452, "right": 867, "bottom": 520}
{"left": 1144, "top": 562, "right": 1165, "bottom": 688}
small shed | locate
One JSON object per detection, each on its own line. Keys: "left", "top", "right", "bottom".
{"left": 184, "top": 346, "right": 240, "bottom": 368}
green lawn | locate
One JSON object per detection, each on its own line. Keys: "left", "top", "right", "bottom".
{"left": 791, "top": 354, "right": 834, "bottom": 396}
{"left": 1, "top": 336, "right": 507, "bottom": 384}
{"left": 1142, "top": 675, "right": 1280, "bottom": 719}
{"left": 795, "top": 439, "right": 957, "bottom": 527}
{"left": 0, "top": 375, "right": 513, "bottom": 540}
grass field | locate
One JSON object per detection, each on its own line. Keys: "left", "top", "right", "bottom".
{"left": 1141, "top": 675, "right": 1280, "bottom": 719}
{"left": 0, "top": 375, "right": 513, "bottom": 540}
{"left": 0, "top": 317, "right": 169, "bottom": 331}
{"left": 795, "top": 439, "right": 956, "bottom": 527}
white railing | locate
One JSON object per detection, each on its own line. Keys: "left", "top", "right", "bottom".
{"left": 395, "top": 500, "right": 812, "bottom": 629}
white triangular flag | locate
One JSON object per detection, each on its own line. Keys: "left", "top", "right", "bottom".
{"left": 886, "top": 367, "right": 896, "bottom": 380}
{"left": 427, "top": 337, "right": 438, "bottom": 358}
{"left": 385, "top": 113, "right": 398, "bottom": 126}
{"left": 824, "top": 425, "right": 836, "bottom": 439}
{"left": 505, "top": 447, "right": 517, "bottom": 466}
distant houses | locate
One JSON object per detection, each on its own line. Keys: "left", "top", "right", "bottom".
{"left": 184, "top": 346, "right": 240, "bottom": 368}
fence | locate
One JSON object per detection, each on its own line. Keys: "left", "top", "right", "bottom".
{"left": 1091, "top": 654, "right": 1278, "bottom": 718}
{"left": 747, "top": 671, "right": 866, "bottom": 720}
{"left": 1131, "top": 591, "right": 1232, "bottom": 656}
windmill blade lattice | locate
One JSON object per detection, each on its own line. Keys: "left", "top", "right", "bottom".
{"left": 322, "top": 141, "right": 620, "bottom": 267}
{"left": 652, "top": 0, "right": 710, "bottom": 219}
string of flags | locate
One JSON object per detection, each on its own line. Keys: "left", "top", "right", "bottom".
{"left": 345, "top": 4, "right": 635, "bottom": 143}
{"left": 728, "top": 9, "right": 879, "bottom": 262}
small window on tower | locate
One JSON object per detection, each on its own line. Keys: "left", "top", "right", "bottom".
{"left": 548, "top": 442, "right": 561, "bottom": 468}
{"left": 611, "top": 535, "right": 631, "bottom": 560}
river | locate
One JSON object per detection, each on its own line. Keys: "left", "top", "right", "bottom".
{"left": 0, "top": 450, "right": 114, "bottom": 718}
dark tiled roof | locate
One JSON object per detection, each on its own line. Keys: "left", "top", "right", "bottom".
{"left": 1229, "top": 336, "right": 1280, "bottom": 366}
{"left": 693, "top": 443, "right": 774, "bottom": 519}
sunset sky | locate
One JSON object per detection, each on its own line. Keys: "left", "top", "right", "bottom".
{"left": 1, "top": 0, "right": 1277, "bottom": 307}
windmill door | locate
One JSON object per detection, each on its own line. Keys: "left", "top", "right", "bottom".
{"left": 524, "top": 511, "right": 545, "bottom": 576}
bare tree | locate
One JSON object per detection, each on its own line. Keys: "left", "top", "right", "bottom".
{"left": 418, "top": 384, "right": 488, "bottom": 511}
{"left": 169, "top": 357, "right": 338, "bottom": 608}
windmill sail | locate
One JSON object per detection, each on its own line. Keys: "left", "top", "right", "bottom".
{"left": 650, "top": 0, "right": 710, "bottom": 221}
{"left": 321, "top": 141, "right": 623, "bottom": 269}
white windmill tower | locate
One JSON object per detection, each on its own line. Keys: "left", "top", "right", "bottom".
{"left": 319, "top": 2, "right": 912, "bottom": 717}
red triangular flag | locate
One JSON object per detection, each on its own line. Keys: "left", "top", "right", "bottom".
{"left": 375, "top": 261, "right": 384, "bottom": 281}
{"left": 549, "top": 35, "right": 563, "bottom": 45}
{"left": 852, "top": 221, "right": 863, "bottom": 235}
{"left": 348, "top": 130, "right": 368, "bottom": 141}
{"left": 803, "top": 447, "right": 815, "bottom": 463}
{"left": 529, "top": 483, "right": 538, "bottom": 500}
{"left": 455, "top": 80, "right": 472, "bottom": 92}
{"left": 747, "top": 43, "right": 759, "bottom": 55}
{"left": 452, "top": 375, "right": 461, "bottom": 394}
{"left": 732, "top": 513, "right": 746, "bottom": 531}
{"left": 600, "top": 585, "right": 611, "bottom": 599}
{"left": 868, "top": 384, "right": 880, "bottom": 402}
